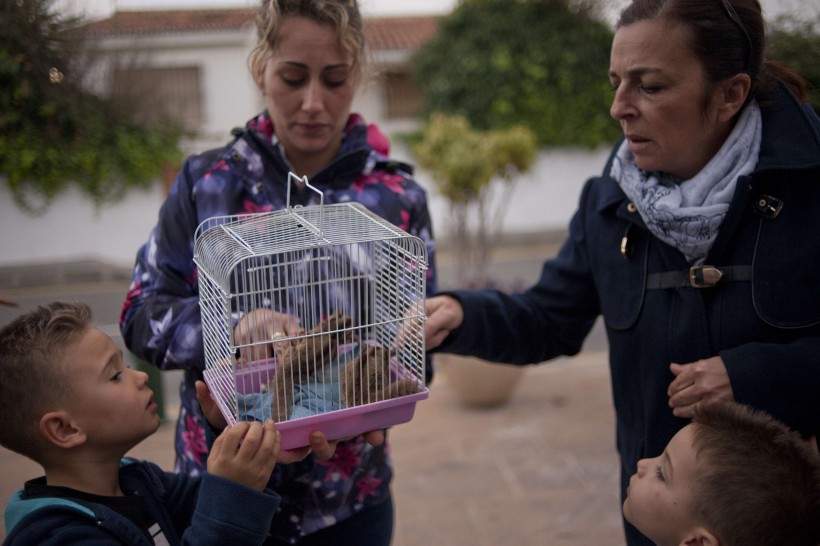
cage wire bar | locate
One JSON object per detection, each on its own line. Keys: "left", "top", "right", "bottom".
{"left": 193, "top": 175, "right": 428, "bottom": 449}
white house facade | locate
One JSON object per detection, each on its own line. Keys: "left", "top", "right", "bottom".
{"left": 0, "top": 8, "right": 609, "bottom": 269}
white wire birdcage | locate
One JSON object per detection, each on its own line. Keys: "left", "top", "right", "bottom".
{"left": 194, "top": 173, "right": 428, "bottom": 449}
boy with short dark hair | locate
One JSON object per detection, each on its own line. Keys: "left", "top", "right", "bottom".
{"left": 623, "top": 401, "right": 820, "bottom": 546}
{"left": 0, "top": 301, "right": 282, "bottom": 545}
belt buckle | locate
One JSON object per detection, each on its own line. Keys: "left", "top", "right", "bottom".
{"left": 689, "top": 265, "right": 723, "bottom": 288}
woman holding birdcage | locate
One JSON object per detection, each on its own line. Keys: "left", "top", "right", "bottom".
{"left": 120, "top": 1, "right": 436, "bottom": 544}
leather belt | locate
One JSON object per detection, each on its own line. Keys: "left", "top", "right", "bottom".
{"left": 646, "top": 265, "right": 752, "bottom": 289}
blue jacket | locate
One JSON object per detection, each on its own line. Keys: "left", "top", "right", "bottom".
{"left": 3, "top": 458, "right": 279, "bottom": 545}
{"left": 120, "top": 113, "right": 436, "bottom": 541}
{"left": 439, "top": 80, "right": 820, "bottom": 523}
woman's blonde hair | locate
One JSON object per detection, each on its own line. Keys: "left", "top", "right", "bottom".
{"left": 248, "top": 0, "right": 365, "bottom": 84}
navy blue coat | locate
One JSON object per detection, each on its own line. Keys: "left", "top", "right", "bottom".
{"left": 438, "top": 82, "right": 820, "bottom": 542}
{"left": 3, "top": 458, "right": 279, "bottom": 545}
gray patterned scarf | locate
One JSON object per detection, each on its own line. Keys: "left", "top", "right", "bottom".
{"left": 612, "top": 101, "right": 762, "bottom": 264}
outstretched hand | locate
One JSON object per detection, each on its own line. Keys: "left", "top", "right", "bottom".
{"left": 424, "top": 295, "right": 464, "bottom": 350}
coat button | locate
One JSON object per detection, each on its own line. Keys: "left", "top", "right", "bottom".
{"left": 627, "top": 202, "right": 637, "bottom": 213}
{"left": 754, "top": 194, "right": 783, "bottom": 219}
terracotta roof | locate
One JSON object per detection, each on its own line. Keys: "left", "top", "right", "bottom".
{"left": 364, "top": 16, "right": 438, "bottom": 50}
{"left": 83, "top": 8, "right": 258, "bottom": 36}
{"left": 84, "top": 9, "right": 439, "bottom": 51}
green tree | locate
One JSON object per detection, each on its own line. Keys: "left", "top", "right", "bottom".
{"left": 767, "top": 14, "right": 820, "bottom": 114}
{"left": 411, "top": 113, "right": 538, "bottom": 285}
{"left": 0, "top": 0, "right": 183, "bottom": 214}
{"left": 413, "top": 0, "right": 619, "bottom": 148}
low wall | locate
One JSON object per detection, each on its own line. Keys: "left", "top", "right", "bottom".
{"left": 0, "top": 145, "right": 611, "bottom": 269}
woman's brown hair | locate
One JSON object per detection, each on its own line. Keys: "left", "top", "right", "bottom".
{"left": 616, "top": 0, "right": 807, "bottom": 102}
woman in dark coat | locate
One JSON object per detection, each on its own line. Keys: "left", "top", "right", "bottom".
{"left": 424, "top": 0, "right": 820, "bottom": 544}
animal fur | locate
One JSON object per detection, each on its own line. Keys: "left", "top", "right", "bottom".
{"left": 340, "top": 346, "right": 421, "bottom": 408}
{"left": 268, "top": 312, "right": 421, "bottom": 422}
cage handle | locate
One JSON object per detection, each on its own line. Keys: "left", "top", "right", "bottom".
{"left": 287, "top": 172, "right": 325, "bottom": 238}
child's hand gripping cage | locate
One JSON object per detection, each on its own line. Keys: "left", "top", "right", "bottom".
{"left": 194, "top": 173, "right": 428, "bottom": 449}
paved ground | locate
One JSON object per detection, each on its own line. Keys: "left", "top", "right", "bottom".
{"left": 0, "top": 236, "right": 626, "bottom": 544}
{"left": 390, "top": 353, "right": 623, "bottom": 546}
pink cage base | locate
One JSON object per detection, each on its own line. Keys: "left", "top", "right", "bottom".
{"left": 204, "top": 358, "right": 428, "bottom": 451}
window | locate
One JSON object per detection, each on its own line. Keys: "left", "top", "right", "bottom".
{"left": 384, "top": 70, "right": 422, "bottom": 119}
{"left": 112, "top": 65, "right": 203, "bottom": 132}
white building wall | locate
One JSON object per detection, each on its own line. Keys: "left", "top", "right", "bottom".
{"left": 352, "top": 83, "right": 383, "bottom": 130}
{"left": 0, "top": 145, "right": 611, "bottom": 268}
{"left": 196, "top": 46, "right": 262, "bottom": 145}
{"left": 0, "top": 182, "right": 166, "bottom": 269}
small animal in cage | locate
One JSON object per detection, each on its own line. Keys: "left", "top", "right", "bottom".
{"left": 237, "top": 313, "right": 423, "bottom": 424}
{"left": 195, "top": 174, "right": 428, "bottom": 449}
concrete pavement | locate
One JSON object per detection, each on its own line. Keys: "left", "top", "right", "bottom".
{"left": 390, "top": 352, "right": 623, "bottom": 545}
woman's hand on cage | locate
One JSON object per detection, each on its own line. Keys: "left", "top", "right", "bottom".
{"left": 303, "top": 429, "right": 386, "bottom": 460}
{"left": 392, "top": 299, "right": 425, "bottom": 354}
{"left": 267, "top": 432, "right": 331, "bottom": 463}
{"left": 196, "top": 380, "right": 228, "bottom": 430}
{"left": 233, "top": 308, "right": 304, "bottom": 362}
{"left": 208, "top": 420, "right": 281, "bottom": 492}
{"left": 362, "top": 429, "right": 386, "bottom": 447}
{"left": 424, "top": 295, "right": 464, "bottom": 350}
{"left": 277, "top": 430, "right": 387, "bottom": 463}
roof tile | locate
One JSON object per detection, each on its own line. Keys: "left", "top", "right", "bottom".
{"left": 83, "top": 9, "right": 439, "bottom": 51}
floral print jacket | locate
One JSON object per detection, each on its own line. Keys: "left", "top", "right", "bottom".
{"left": 120, "top": 112, "right": 437, "bottom": 543}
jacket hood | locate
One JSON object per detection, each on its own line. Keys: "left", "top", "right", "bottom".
{"left": 240, "top": 112, "right": 373, "bottom": 191}
{"left": 233, "top": 112, "right": 411, "bottom": 195}
{"left": 755, "top": 81, "right": 820, "bottom": 172}
{"left": 4, "top": 459, "right": 139, "bottom": 539}
{"left": 5, "top": 490, "right": 95, "bottom": 534}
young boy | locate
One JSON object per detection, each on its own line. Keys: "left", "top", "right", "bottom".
{"left": 0, "top": 301, "right": 282, "bottom": 545}
{"left": 623, "top": 401, "right": 820, "bottom": 546}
